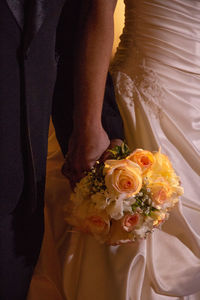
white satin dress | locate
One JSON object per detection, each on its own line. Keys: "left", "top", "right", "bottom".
{"left": 27, "top": 1, "right": 200, "bottom": 299}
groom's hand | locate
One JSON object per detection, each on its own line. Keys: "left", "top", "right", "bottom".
{"left": 61, "top": 0, "right": 118, "bottom": 188}
{"left": 99, "top": 138, "right": 123, "bottom": 162}
{"left": 62, "top": 125, "right": 109, "bottom": 188}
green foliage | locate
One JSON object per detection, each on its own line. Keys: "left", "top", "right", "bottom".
{"left": 132, "top": 186, "right": 158, "bottom": 216}
{"left": 88, "top": 162, "right": 106, "bottom": 194}
{"left": 108, "top": 142, "right": 131, "bottom": 160}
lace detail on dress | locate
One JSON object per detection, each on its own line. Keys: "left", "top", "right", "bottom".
{"left": 134, "top": 65, "right": 164, "bottom": 117}
{"left": 111, "top": 53, "right": 165, "bottom": 119}
{"left": 112, "top": 72, "right": 135, "bottom": 107}
{"left": 110, "top": 0, "right": 166, "bottom": 119}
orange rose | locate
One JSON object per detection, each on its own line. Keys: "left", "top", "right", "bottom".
{"left": 104, "top": 159, "right": 142, "bottom": 197}
{"left": 128, "top": 149, "right": 155, "bottom": 172}
{"left": 122, "top": 213, "right": 140, "bottom": 232}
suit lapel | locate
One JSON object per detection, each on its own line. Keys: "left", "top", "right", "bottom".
{"left": 6, "top": 0, "right": 49, "bottom": 56}
{"left": 23, "top": 0, "right": 48, "bottom": 56}
{"left": 6, "top": 0, "right": 24, "bottom": 30}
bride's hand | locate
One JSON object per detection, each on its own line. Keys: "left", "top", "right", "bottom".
{"left": 62, "top": 125, "right": 110, "bottom": 188}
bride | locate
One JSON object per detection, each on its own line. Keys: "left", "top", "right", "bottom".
{"left": 28, "top": 0, "right": 200, "bottom": 299}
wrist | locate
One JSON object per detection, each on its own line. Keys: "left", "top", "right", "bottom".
{"left": 73, "top": 124, "right": 108, "bottom": 143}
{"left": 73, "top": 115, "right": 102, "bottom": 132}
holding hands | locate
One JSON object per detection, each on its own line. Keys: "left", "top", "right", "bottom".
{"left": 62, "top": 124, "right": 123, "bottom": 188}
{"left": 62, "top": 0, "right": 120, "bottom": 187}
{"left": 62, "top": 125, "right": 109, "bottom": 187}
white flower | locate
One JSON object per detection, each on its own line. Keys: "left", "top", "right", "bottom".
{"left": 106, "top": 194, "right": 125, "bottom": 220}
{"left": 91, "top": 192, "right": 108, "bottom": 210}
{"left": 134, "top": 217, "right": 153, "bottom": 238}
{"left": 123, "top": 197, "right": 136, "bottom": 213}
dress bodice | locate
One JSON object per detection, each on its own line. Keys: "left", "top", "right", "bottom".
{"left": 111, "top": 0, "right": 200, "bottom": 156}
{"left": 113, "top": 0, "right": 200, "bottom": 74}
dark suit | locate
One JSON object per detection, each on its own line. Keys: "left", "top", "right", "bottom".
{"left": 0, "top": 0, "right": 124, "bottom": 298}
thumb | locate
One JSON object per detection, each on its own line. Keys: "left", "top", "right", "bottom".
{"left": 100, "top": 139, "right": 123, "bottom": 162}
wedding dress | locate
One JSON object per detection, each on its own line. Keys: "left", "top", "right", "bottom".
{"left": 27, "top": 0, "right": 200, "bottom": 299}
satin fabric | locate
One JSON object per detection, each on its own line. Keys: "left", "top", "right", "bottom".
{"left": 28, "top": 0, "right": 200, "bottom": 299}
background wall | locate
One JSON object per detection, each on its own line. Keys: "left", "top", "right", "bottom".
{"left": 112, "top": 0, "right": 125, "bottom": 56}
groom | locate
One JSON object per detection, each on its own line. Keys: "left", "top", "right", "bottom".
{"left": 0, "top": 0, "right": 122, "bottom": 299}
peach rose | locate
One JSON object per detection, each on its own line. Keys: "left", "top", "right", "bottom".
{"left": 127, "top": 149, "right": 155, "bottom": 172}
{"left": 149, "top": 181, "right": 172, "bottom": 204}
{"left": 122, "top": 213, "right": 140, "bottom": 232}
{"left": 104, "top": 159, "right": 142, "bottom": 197}
{"left": 84, "top": 215, "right": 110, "bottom": 235}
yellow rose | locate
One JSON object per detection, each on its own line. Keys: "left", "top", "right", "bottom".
{"left": 150, "top": 150, "right": 179, "bottom": 185}
{"left": 104, "top": 159, "right": 142, "bottom": 197}
{"left": 151, "top": 211, "right": 167, "bottom": 227}
{"left": 127, "top": 149, "right": 155, "bottom": 173}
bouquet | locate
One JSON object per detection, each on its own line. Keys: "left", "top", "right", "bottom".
{"left": 64, "top": 144, "right": 184, "bottom": 245}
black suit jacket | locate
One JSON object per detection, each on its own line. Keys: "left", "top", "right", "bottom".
{"left": 0, "top": 0, "right": 124, "bottom": 216}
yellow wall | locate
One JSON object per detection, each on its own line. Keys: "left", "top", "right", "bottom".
{"left": 112, "top": 0, "right": 125, "bottom": 56}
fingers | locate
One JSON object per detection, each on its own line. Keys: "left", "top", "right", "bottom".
{"left": 62, "top": 155, "right": 92, "bottom": 189}
{"left": 109, "top": 138, "right": 123, "bottom": 148}
{"left": 100, "top": 139, "right": 123, "bottom": 162}
{"left": 62, "top": 139, "right": 123, "bottom": 188}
